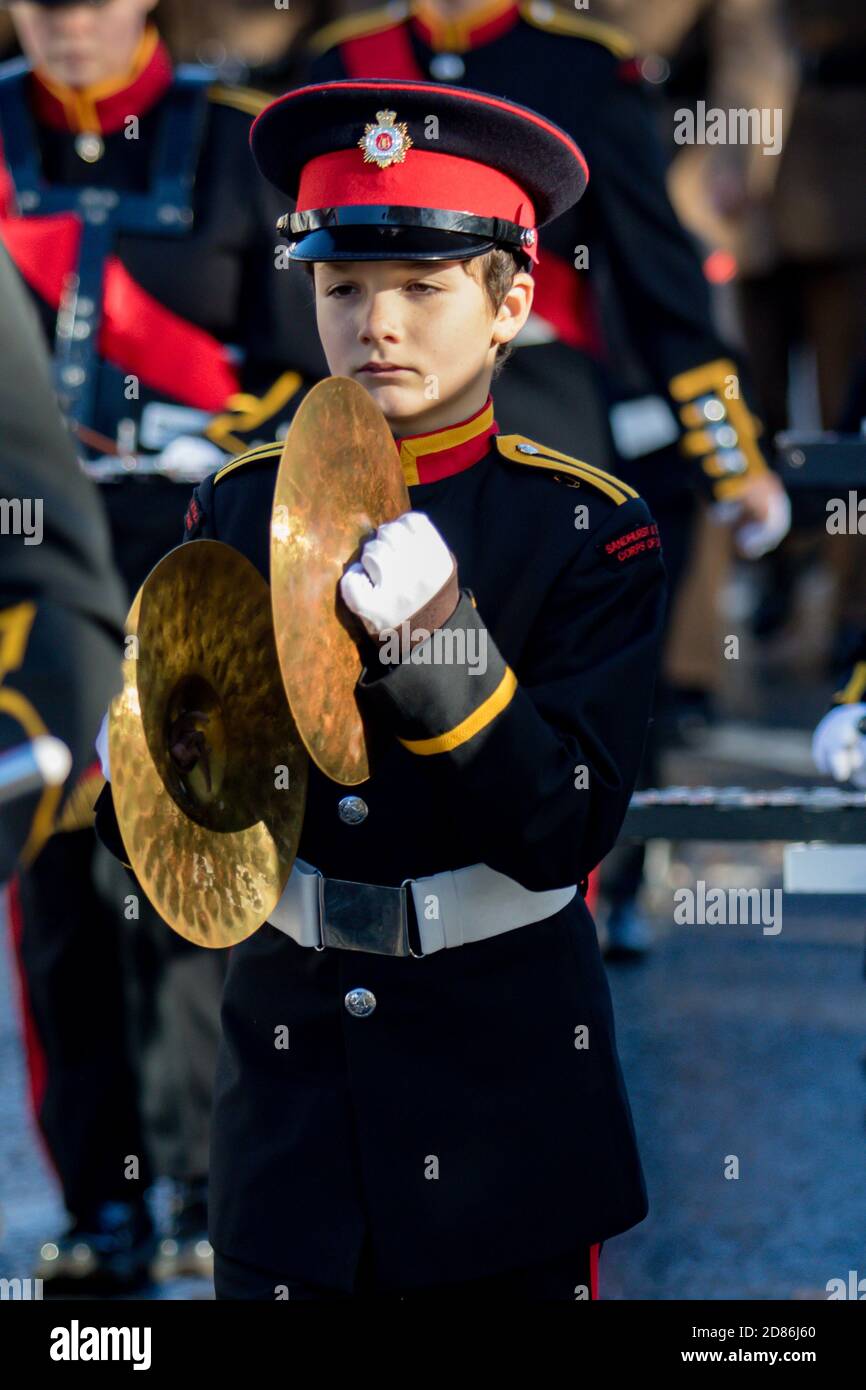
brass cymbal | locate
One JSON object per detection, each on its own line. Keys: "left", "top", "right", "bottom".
{"left": 271, "top": 376, "right": 410, "bottom": 785}
{"left": 109, "top": 540, "right": 308, "bottom": 948}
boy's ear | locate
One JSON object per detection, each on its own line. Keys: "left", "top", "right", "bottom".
{"left": 493, "top": 273, "right": 534, "bottom": 346}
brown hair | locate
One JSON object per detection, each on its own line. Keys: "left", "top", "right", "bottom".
{"left": 462, "top": 249, "right": 521, "bottom": 375}
{"left": 304, "top": 249, "right": 522, "bottom": 376}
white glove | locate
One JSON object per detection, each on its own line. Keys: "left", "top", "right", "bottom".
{"left": 710, "top": 487, "right": 792, "bottom": 559}
{"left": 812, "top": 703, "right": 866, "bottom": 788}
{"left": 339, "top": 511, "right": 454, "bottom": 637}
{"left": 95, "top": 709, "right": 111, "bottom": 782}
{"left": 155, "top": 435, "right": 226, "bottom": 483}
{"left": 733, "top": 483, "right": 791, "bottom": 558}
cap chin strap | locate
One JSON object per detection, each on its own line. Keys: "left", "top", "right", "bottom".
{"left": 279, "top": 204, "right": 537, "bottom": 261}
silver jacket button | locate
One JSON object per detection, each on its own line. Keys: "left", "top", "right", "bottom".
{"left": 429, "top": 52, "right": 465, "bottom": 80}
{"left": 75, "top": 132, "right": 104, "bottom": 164}
{"left": 344, "top": 988, "right": 377, "bottom": 1018}
{"left": 338, "top": 795, "right": 368, "bottom": 825}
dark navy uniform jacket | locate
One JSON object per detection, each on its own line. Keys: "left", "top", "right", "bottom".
{"left": 99, "top": 390, "right": 667, "bottom": 1288}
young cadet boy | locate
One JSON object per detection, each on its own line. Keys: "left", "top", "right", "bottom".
{"left": 99, "top": 79, "right": 668, "bottom": 1300}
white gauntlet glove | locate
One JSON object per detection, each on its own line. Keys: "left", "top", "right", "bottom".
{"left": 732, "top": 485, "right": 792, "bottom": 559}
{"left": 812, "top": 703, "right": 866, "bottom": 788}
{"left": 710, "top": 485, "right": 792, "bottom": 559}
{"left": 155, "top": 435, "right": 226, "bottom": 483}
{"left": 339, "top": 511, "right": 455, "bottom": 637}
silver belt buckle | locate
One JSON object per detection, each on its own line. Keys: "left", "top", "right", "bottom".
{"left": 320, "top": 877, "right": 412, "bottom": 956}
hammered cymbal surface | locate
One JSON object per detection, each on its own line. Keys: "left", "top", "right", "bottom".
{"left": 271, "top": 376, "right": 410, "bottom": 785}
{"left": 109, "top": 540, "right": 308, "bottom": 947}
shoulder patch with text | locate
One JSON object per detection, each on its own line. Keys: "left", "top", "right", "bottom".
{"left": 598, "top": 521, "right": 661, "bottom": 566}
{"left": 184, "top": 496, "right": 203, "bottom": 537}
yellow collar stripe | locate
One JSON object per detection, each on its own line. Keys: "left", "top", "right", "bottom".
{"left": 34, "top": 24, "right": 159, "bottom": 134}
{"left": 398, "top": 400, "right": 495, "bottom": 486}
{"left": 412, "top": 0, "right": 517, "bottom": 51}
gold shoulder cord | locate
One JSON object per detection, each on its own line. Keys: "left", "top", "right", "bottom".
{"left": 495, "top": 435, "right": 639, "bottom": 506}
{"left": 517, "top": 3, "right": 635, "bottom": 59}
{"left": 307, "top": 4, "right": 411, "bottom": 56}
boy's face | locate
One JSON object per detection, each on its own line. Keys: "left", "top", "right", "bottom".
{"left": 9, "top": 0, "right": 157, "bottom": 89}
{"left": 312, "top": 257, "right": 531, "bottom": 432}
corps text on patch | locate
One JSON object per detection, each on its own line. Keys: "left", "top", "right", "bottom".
{"left": 184, "top": 497, "right": 202, "bottom": 536}
{"left": 599, "top": 521, "right": 661, "bottom": 565}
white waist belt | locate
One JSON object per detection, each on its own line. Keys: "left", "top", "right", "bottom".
{"left": 268, "top": 857, "right": 577, "bottom": 957}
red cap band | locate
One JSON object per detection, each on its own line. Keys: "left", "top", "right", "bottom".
{"left": 297, "top": 147, "right": 537, "bottom": 235}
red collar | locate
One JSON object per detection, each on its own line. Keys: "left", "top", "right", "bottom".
{"left": 410, "top": 0, "right": 520, "bottom": 52}
{"left": 30, "top": 25, "right": 173, "bottom": 135}
{"left": 396, "top": 395, "right": 498, "bottom": 485}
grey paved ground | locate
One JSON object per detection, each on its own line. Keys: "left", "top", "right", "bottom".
{"left": 591, "top": 650, "right": 866, "bottom": 1299}
{"left": 600, "top": 884, "right": 866, "bottom": 1299}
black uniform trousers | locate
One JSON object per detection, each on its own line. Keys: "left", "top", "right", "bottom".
{"left": 9, "top": 830, "right": 151, "bottom": 1214}
{"left": 214, "top": 1234, "right": 605, "bottom": 1301}
{"left": 10, "top": 825, "right": 229, "bottom": 1215}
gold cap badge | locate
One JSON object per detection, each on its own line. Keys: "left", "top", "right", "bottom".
{"left": 358, "top": 110, "right": 413, "bottom": 169}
